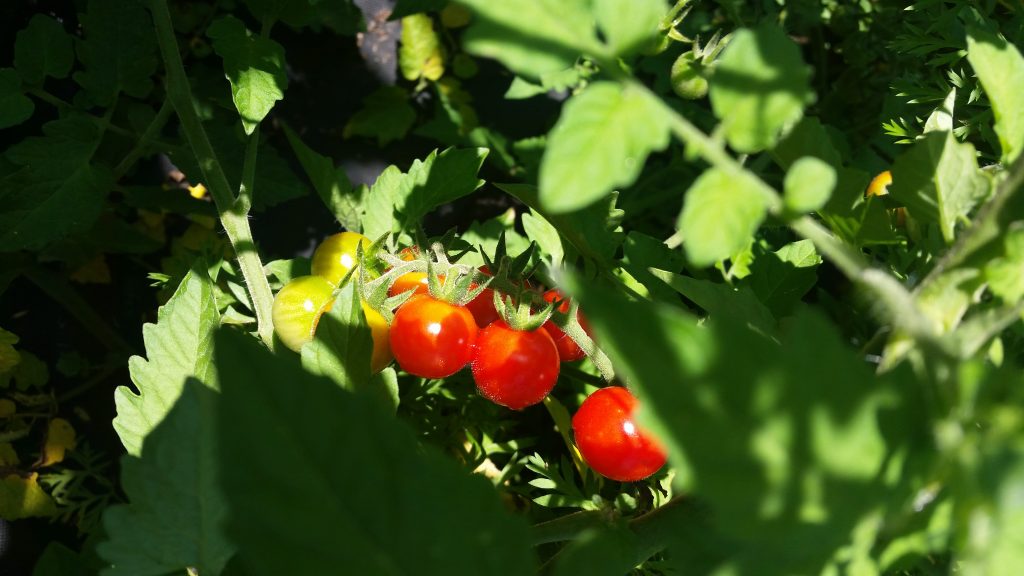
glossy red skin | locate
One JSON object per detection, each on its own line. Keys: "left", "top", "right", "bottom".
{"left": 541, "top": 289, "right": 592, "bottom": 362}
{"left": 390, "top": 295, "right": 478, "bottom": 379}
{"left": 472, "top": 321, "right": 559, "bottom": 410}
{"left": 572, "top": 387, "right": 667, "bottom": 482}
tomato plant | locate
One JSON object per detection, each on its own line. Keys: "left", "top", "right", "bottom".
{"left": 389, "top": 295, "right": 478, "bottom": 379}
{"left": 471, "top": 321, "right": 559, "bottom": 409}
{"left": 4, "top": 0, "right": 1024, "bottom": 574}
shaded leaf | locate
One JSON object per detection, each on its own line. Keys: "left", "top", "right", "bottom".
{"left": 14, "top": 15, "right": 74, "bottom": 85}
{"left": 0, "top": 68, "right": 33, "bottom": 129}
{"left": 343, "top": 86, "right": 417, "bottom": 146}
{"left": 208, "top": 16, "right": 288, "bottom": 134}
{"left": 74, "top": 0, "right": 157, "bottom": 105}
{"left": 967, "top": 26, "right": 1024, "bottom": 162}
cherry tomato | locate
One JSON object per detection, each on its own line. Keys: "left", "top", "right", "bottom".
{"left": 389, "top": 271, "right": 431, "bottom": 297}
{"left": 541, "top": 289, "right": 592, "bottom": 362}
{"left": 273, "top": 276, "right": 392, "bottom": 373}
{"left": 670, "top": 51, "right": 709, "bottom": 100}
{"left": 865, "top": 170, "right": 893, "bottom": 197}
{"left": 390, "top": 295, "right": 478, "bottom": 378}
{"left": 311, "top": 231, "right": 372, "bottom": 286}
{"left": 272, "top": 276, "right": 335, "bottom": 352}
{"left": 472, "top": 321, "right": 559, "bottom": 410}
{"left": 572, "top": 387, "right": 667, "bottom": 482}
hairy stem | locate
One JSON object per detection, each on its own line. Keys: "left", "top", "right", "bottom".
{"left": 148, "top": 0, "right": 276, "bottom": 348}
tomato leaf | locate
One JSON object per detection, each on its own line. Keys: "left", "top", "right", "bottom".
{"left": 343, "top": 86, "right": 417, "bottom": 146}
{"left": 0, "top": 68, "right": 34, "bottom": 129}
{"left": 677, "top": 167, "right": 771, "bottom": 267}
{"left": 208, "top": 16, "right": 288, "bottom": 135}
{"left": 889, "top": 131, "right": 990, "bottom": 244}
{"left": 457, "top": 0, "right": 600, "bottom": 79}
{"left": 113, "top": 265, "right": 220, "bottom": 456}
{"left": 399, "top": 14, "right": 444, "bottom": 82}
{"left": 14, "top": 15, "right": 74, "bottom": 85}
{"left": 73, "top": 0, "right": 157, "bottom": 106}
{"left": 99, "top": 379, "right": 234, "bottom": 576}
{"left": 709, "top": 24, "right": 814, "bottom": 153}
{"left": 301, "top": 281, "right": 374, "bottom": 391}
{"left": 282, "top": 125, "right": 362, "bottom": 231}
{"left": 783, "top": 157, "right": 835, "bottom": 214}
{"left": 552, "top": 524, "right": 642, "bottom": 576}
{"left": 539, "top": 82, "right": 670, "bottom": 214}
{"left": 0, "top": 116, "right": 112, "bottom": 252}
{"left": 362, "top": 147, "right": 488, "bottom": 240}
{"left": 593, "top": 0, "right": 667, "bottom": 58}
{"left": 214, "top": 327, "right": 536, "bottom": 575}
{"left": 570, "top": 277, "right": 927, "bottom": 573}
{"left": 967, "top": 26, "right": 1024, "bottom": 163}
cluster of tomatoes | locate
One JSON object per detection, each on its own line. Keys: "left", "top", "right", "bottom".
{"left": 271, "top": 231, "right": 668, "bottom": 482}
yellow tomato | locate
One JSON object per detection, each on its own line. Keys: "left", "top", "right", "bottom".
{"left": 311, "top": 231, "right": 373, "bottom": 286}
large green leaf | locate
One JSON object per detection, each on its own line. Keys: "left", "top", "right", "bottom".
{"left": 677, "top": 167, "right": 771, "bottom": 267}
{"left": 0, "top": 68, "right": 33, "bottom": 129}
{"left": 14, "top": 15, "right": 74, "bottom": 85}
{"left": 362, "top": 147, "right": 487, "bottom": 240}
{"left": 214, "top": 328, "right": 536, "bottom": 575}
{"left": 744, "top": 240, "right": 822, "bottom": 318}
{"left": 967, "top": 26, "right": 1024, "bottom": 162}
{"left": 99, "top": 380, "right": 233, "bottom": 576}
{"left": 569, "top": 277, "right": 925, "bottom": 574}
{"left": 539, "top": 82, "right": 670, "bottom": 213}
{"left": 73, "top": 0, "right": 157, "bottom": 105}
{"left": 282, "top": 125, "right": 362, "bottom": 231}
{"left": 650, "top": 269, "right": 776, "bottom": 335}
{"left": 593, "top": 0, "right": 667, "bottom": 57}
{"left": 889, "top": 131, "right": 990, "bottom": 244}
{"left": 400, "top": 13, "right": 444, "bottom": 81}
{"left": 457, "top": 0, "right": 600, "bottom": 79}
{"left": 113, "top": 267, "right": 220, "bottom": 456}
{"left": 0, "top": 116, "right": 112, "bottom": 251}
{"left": 208, "top": 16, "right": 288, "bottom": 134}
{"left": 709, "top": 24, "right": 813, "bottom": 153}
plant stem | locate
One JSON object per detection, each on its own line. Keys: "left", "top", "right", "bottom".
{"left": 641, "top": 82, "right": 943, "bottom": 349}
{"left": 113, "top": 98, "right": 174, "bottom": 180}
{"left": 148, "top": 0, "right": 276, "bottom": 348}
{"left": 237, "top": 125, "right": 259, "bottom": 214}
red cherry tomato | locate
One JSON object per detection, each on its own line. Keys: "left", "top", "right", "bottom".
{"left": 541, "top": 289, "right": 591, "bottom": 362}
{"left": 471, "top": 321, "right": 559, "bottom": 410}
{"left": 572, "top": 387, "right": 667, "bottom": 482}
{"left": 390, "top": 295, "right": 478, "bottom": 378}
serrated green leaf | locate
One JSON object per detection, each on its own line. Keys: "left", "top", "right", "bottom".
{"left": 967, "top": 26, "right": 1024, "bottom": 162}
{"left": 73, "top": 0, "right": 157, "bottom": 106}
{"left": 457, "top": 0, "right": 600, "bottom": 79}
{"left": 301, "top": 282, "right": 374, "bottom": 390}
{"left": 99, "top": 380, "right": 233, "bottom": 576}
{"left": 343, "top": 86, "right": 417, "bottom": 146}
{"left": 0, "top": 116, "right": 112, "bottom": 252}
{"left": 208, "top": 16, "right": 288, "bottom": 134}
{"left": 362, "top": 147, "right": 487, "bottom": 239}
{"left": 214, "top": 328, "right": 536, "bottom": 575}
{"left": 113, "top": 267, "right": 220, "bottom": 456}
{"left": 400, "top": 14, "right": 444, "bottom": 82}
{"left": 0, "top": 68, "right": 33, "bottom": 129}
{"left": 522, "top": 210, "right": 564, "bottom": 266}
{"left": 784, "top": 157, "right": 835, "bottom": 214}
{"left": 622, "top": 231, "right": 687, "bottom": 301}
{"left": 709, "top": 24, "right": 813, "bottom": 153}
{"left": 282, "top": 125, "right": 361, "bottom": 231}
{"left": 890, "top": 131, "right": 990, "bottom": 244}
{"left": 593, "top": 0, "right": 666, "bottom": 57}
{"left": 14, "top": 15, "right": 74, "bottom": 85}
{"left": 745, "top": 240, "right": 821, "bottom": 318}
{"left": 677, "top": 167, "right": 771, "bottom": 267}
{"left": 540, "top": 82, "right": 670, "bottom": 213}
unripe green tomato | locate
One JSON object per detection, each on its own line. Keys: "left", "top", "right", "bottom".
{"left": 670, "top": 52, "right": 709, "bottom": 100}
{"left": 272, "top": 275, "right": 335, "bottom": 352}
{"left": 311, "top": 231, "right": 372, "bottom": 286}
{"left": 272, "top": 276, "right": 393, "bottom": 373}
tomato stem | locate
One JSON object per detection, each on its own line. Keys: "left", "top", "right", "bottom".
{"left": 149, "top": 0, "right": 277, "bottom": 349}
